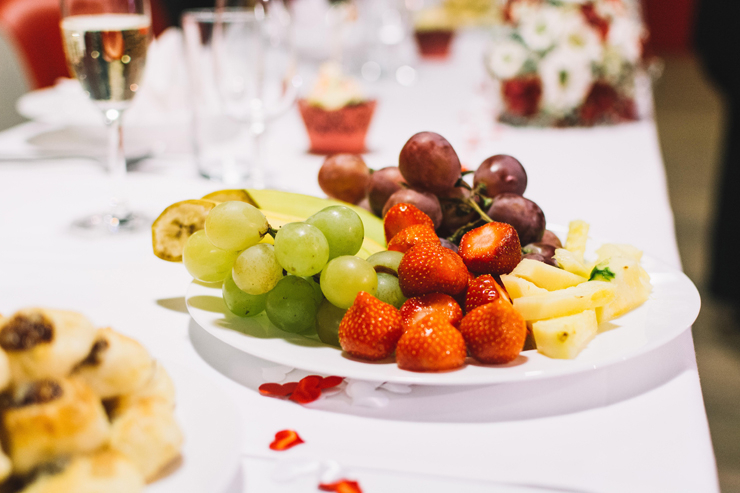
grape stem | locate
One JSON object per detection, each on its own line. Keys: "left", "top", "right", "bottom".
{"left": 267, "top": 226, "right": 279, "bottom": 239}
{"left": 466, "top": 197, "right": 494, "bottom": 223}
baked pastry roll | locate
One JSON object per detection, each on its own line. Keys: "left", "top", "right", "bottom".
{"left": 109, "top": 399, "right": 183, "bottom": 482}
{"left": 19, "top": 449, "right": 144, "bottom": 493}
{"left": 72, "top": 328, "right": 154, "bottom": 399}
{"left": 108, "top": 362, "right": 175, "bottom": 417}
{"left": 0, "top": 309, "right": 97, "bottom": 383}
{"left": 3, "top": 378, "right": 110, "bottom": 474}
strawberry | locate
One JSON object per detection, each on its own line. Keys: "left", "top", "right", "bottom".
{"left": 384, "top": 203, "right": 435, "bottom": 243}
{"left": 458, "top": 222, "right": 521, "bottom": 275}
{"left": 459, "top": 297, "right": 527, "bottom": 364}
{"left": 396, "top": 314, "right": 467, "bottom": 372}
{"left": 387, "top": 224, "right": 440, "bottom": 253}
{"left": 338, "top": 291, "right": 404, "bottom": 361}
{"left": 400, "top": 293, "right": 463, "bottom": 330}
{"left": 465, "top": 274, "right": 510, "bottom": 312}
{"left": 397, "top": 242, "right": 468, "bottom": 298}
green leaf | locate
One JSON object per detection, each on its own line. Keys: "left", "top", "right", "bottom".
{"left": 589, "top": 265, "right": 616, "bottom": 282}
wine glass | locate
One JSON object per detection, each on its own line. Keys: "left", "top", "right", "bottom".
{"left": 60, "top": 0, "right": 151, "bottom": 233}
{"left": 212, "top": 0, "right": 299, "bottom": 189}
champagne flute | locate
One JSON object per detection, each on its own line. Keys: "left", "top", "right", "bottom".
{"left": 212, "top": 0, "right": 299, "bottom": 189}
{"left": 60, "top": 0, "right": 151, "bottom": 233}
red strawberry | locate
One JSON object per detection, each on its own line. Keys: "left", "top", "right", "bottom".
{"left": 400, "top": 293, "right": 463, "bottom": 330}
{"left": 459, "top": 297, "right": 527, "bottom": 364}
{"left": 338, "top": 292, "right": 404, "bottom": 361}
{"left": 465, "top": 274, "right": 510, "bottom": 312}
{"left": 387, "top": 224, "right": 440, "bottom": 253}
{"left": 458, "top": 222, "right": 521, "bottom": 275}
{"left": 396, "top": 314, "right": 467, "bottom": 372}
{"left": 398, "top": 242, "right": 468, "bottom": 298}
{"left": 384, "top": 203, "right": 435, "bottom": 243}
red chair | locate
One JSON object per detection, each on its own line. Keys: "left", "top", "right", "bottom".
{"left": 0, "top": 0, "right": 170, "bottom": 89}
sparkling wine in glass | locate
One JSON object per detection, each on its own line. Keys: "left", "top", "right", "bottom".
{"left": 60, "top": 0, "right": 151, "bottom": 233}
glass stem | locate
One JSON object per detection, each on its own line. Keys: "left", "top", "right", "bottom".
{"left": 250, "top": 117, "right": 266, "bottom": 189}
{"left": 104, "top": 108, "right": 129, "bottom": 219}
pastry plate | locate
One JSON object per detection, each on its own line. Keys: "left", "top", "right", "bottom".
{"left": 185, "top": 192, "right": 700, "bottom": 385}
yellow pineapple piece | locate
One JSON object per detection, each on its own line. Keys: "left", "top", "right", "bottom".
{"left": 553, "top": 248, "right": 591, "bottom": 278}
{"left": 511, "top": 258, "right": 588, "bottom": 291}
{"left": 532, "top": 310, "right": 598, "bottom": 359}
{"left": 595, "top": 243, "right": 643, "bottom": 263}
{"left": 500, "top": 274, "right": 548, "bottom": 298}
{"left": 593, "top": 257, "right": 652, "bottom": 324}
{"left": 512, "top": 281, "right": 615, "bottom": 321}
{"left": 565, "top": 220, "right": 589, "bottom": 261}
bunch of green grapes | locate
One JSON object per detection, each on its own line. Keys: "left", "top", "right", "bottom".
{"left": 183, "top": 202, "right": 407, "bottom": 346}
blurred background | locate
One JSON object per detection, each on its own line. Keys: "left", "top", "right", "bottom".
{"left": 0, "top": 0, "right": 737, "bottom": 489}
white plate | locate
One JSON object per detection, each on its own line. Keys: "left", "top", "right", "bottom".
{"left": 148, "top": 362, "right": 241, "bottom": 493}
{"left": 186, "top": 248, "right": 700, "bottom": 386}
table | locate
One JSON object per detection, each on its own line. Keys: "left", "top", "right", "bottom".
{"left": 0, "top": 31, "right": 719, "bottom": 492}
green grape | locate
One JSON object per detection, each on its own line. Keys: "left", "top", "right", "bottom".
{"left": 265, "top": 276, "right": 321, "bottom": 333}
{"left": 232, "top": 244, "right": 284, "bottom": 295}
{"left": 375, "top": 272, "right": 407, "bottom": 308}
{"left": 273, "top": 223, "right": 330, "bottom": 276}
{"left": 320, "top": 256, "right": 378, "bottom": 309}
{"left": 222, "top": 274, "right": 267, "bottom": 317}
{"left": 305, "top": 206, "right": 364, "bottom": 260}
{"left": 303, "top": 276, "right": 324, "bottom": 305}
{"left": 205, "top": 201, "right": 269, "bottom": 251}
{"left": 366, "top": 250, "right": 404, "bottom": 275}
{"left": 315, "top": 299, "right": 346, "bottom": 347}
{"left": 182, "top": 230, "right": 239, "bottom": 283}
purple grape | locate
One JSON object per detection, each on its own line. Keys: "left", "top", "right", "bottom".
{"left": 437, "top": 186, "right": 478, "bottom": 237}
{"left": 440, "top": 238, "right": 459, "bottom": 253}
{"left": 399, "top": 132, "right": 461, "bottom": 195}
{"left": 474, "top": 155, "right": 527, "bottom": 198}
{"left": 487, "top": 193, "right": 545, "bottom": 246}
{"left": 318, "top": 154, "right": 370, "bottom": 204}
{"left": 382, "top": 188, "right": 443, "bottom": 229}
{"left": 367, "top": 167, "right": 406, "bottom": 216}
{"left": 541, "top": 230, "right": 563, "bottom": 249}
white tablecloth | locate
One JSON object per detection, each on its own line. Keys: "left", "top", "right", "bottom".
{"left": 0, "top": 32, "right": 718, "bottom": 492}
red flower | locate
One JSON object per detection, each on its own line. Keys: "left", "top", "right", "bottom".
{"left": 581, "top": 3, "right": 610, "bottom": 41}
{"left": 580, "top": 81, "right": 638, "bottom": 125}
{"left": 502, "top": 76, "right": 542, "bottom": 117}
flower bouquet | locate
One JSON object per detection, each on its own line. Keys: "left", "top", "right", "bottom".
{"left": 486, "top": 0, "right": 647, "bottom": 127}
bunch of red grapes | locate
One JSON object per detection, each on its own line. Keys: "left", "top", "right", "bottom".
{"left": 318, "top": 131, "right": 563, "bottom": 263}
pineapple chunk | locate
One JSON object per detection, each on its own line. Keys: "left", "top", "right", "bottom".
{"left": 500, "top": 274, "right": 548, "bottom": 298}
{"left": 593, "top": 257, "right": 652, "bottom": 324}
{"left": 565, "top": 220, "right": 589, "bottom": 260}
{"left": 553, "top": 248, "right": 591, "bottom": 278}
{"left": 532, "top": 310, "right": 598, "bottom": 359}
{"left": 511, "top": 259, "right": 588, "bottom": 291}
{"left": 595, "top": 244, "right": 643, "bottom": 263}
{"left": 513, "top": 281, "right": 615, "bottom": 321}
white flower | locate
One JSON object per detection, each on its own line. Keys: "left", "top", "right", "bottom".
{"left": 518, "top": 5, "right": 566, "bottom": 52}
{"left": 488, "top": 39, "right": 529, "bottom": 79}
{"left": 595, "top": 0, "right": 629, "bottom": 20}
{"left": 539, "top": 48, "right": 594, "bottom": 115}
{"left": 506, "top": 0, "right": 540, "bottom": 25}
{"left": 607, "top": 17, "right": 644, "bottom": 64}
{"left": 558, "top": 9, "right": 604, "bottom": 62}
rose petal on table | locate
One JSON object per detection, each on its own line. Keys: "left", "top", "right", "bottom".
{"left": 269, "top": 429, "right": 305, "bottom": 451}
{"left": 319, "top": 376, "right": 344, "bottom": 389}
{"left": 259, "top": 382, "right": 299, "bottom": 397}
{"left": 289, "top": 375, "right": 323, "bottom": 404}
{"left": 318, "top": 479, "right": 363, "bottom": 493}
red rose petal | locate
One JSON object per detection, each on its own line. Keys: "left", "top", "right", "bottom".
{"left": 318, "top": 480, "right": 363, "bottom": 493}
{"left": 289, "top": 375, "right": 323, "bottom": 404}
{"left": 319, "top": 376, "right": 344, "bottom": 389}
{"left": 269, "top": 429, "right": 305, "bottom": 451}
{"left": 259, "top": 382, "right": 299, "bottom": 397}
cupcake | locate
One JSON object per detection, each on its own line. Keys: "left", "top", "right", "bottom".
{"left": 413, "top": 7, "right": 456, "bottom": 60}
{"left": 298, "top": 63, "right": 376, "bottom": 154}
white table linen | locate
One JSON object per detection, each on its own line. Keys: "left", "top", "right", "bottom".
{"left": 0, "top": 31, "right": 717, "bottom": 492}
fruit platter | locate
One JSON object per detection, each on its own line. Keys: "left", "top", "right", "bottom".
{"left": 154, "top": 132, "right": 700, "bottom": 386}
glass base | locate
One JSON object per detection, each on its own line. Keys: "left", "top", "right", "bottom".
{"left": 72, "top": 211, "right": 149, "bottom": 234}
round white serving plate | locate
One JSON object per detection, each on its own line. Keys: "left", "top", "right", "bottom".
{"left": 186, "top": 250, "right": 700, "bottom": 386}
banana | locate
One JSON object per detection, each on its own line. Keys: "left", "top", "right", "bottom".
{"left": 151, "top": 200, "right": 216, "bottom": 262}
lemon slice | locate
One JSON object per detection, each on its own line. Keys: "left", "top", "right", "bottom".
{"left": 201, "top": 189, "right": 256, "bottom": 204}
{"left": 151, "top": 200, "right": 217, "bottom": 262}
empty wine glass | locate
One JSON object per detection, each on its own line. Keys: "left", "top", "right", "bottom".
{"left": 212, "top": 0, "right": 299, "bottom": 188}
{"left": 60, "top": 0, "right": 151, "bottom": 233}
